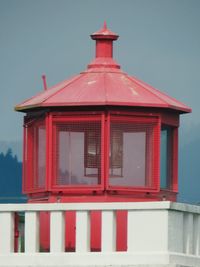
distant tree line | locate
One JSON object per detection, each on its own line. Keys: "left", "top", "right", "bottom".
{"left": 0, "top": 149, "right": 26, "bottom": 203}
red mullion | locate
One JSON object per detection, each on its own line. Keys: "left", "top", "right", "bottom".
{"left": 27, "top": 125, "right": 33, "bottom": 193}
{"left": 105, "top": 112, "right": 110, "bottom": 190}
{"left": 100, "top": 113, "right": 105, "bottom": 190}
{"left": 153, "top": 118, "right": 160, "bottom": 191}
{"left": 22, "top": 120, "right": 27, "bottom": 193}
{"left": 46, "top": 113, "right": 53, "bottom": 192}
{"left": 35, "top": 124, "right": 39, "bottom": 190}
{"left": 145, "top": 128, "right": 149, "bottom": 187}
{"left": 172, "top": 127, "right": 178, "bottom": 192}
{"left": 51, "top": 122, "right": 57, "bottom": 189}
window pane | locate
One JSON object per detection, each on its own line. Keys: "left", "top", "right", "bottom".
{"left": 160, "top": 127, "right": 172, "bottom": 189}
{"left": 55, "top": 122, "right": 101, "bottom": 186}
{"left": 109, "top": 122, "right": 154, "bottom": 188}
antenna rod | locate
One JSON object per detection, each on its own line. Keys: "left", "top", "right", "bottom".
{"left": 42, "top": 74, "right": 48, "bottom": 91}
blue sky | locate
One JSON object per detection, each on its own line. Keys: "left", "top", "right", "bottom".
{"left": 0, "top": 0, "right": 200, "bottom": 203}
{"left": 0, "top": 0, "right": 200, "bottom": 143}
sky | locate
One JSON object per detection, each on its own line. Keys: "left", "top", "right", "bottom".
{"left": 0, "top": 0, "right": 200, "bottom": 202}
{"left": 0, "top": 0, "right": 200, "bottom": 143}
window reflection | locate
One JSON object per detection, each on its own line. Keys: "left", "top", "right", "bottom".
{"left": 109, "top": 121, "right": 155, "bottom": 188}
{"left": 160, "top": 126, "right": 172, "bottom": 189}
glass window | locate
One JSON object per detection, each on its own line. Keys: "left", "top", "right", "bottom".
{"left": 24, "top": 119, "right": 46, "bottom": 191}
{"left": 109, "top": 120, "right": 156, "bottom": 188}
{"left": 54, "top": 121, "right": 101, "bottom": 186}
{"left": 160, "top": 126, "right": 172, "bottom": 189}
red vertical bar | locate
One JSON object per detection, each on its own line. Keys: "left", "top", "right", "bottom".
{"left": 116, "top": 211, "right": 127, "bottom": 251}
{"left": 34, "top": 124, "right": 39, "bottom": 190}
{"left": 101, "top": 113, "right": 105, "bottom": 189}
{"left": 105, "top": 112, "right": 110, "bottom": 189}
{"left": 172, "top": 127, "right": 178, "bottom": 193}
{"left": 22, "top": 119, "right": 26, "bottom": 193}
{"left": 155, "top": 117, "right": 161, "bottom": 191}
{"left": 28, "top": 124, "right": 33, "bottom": 192}
{"left": 46, "top": 113, "right": 53, "bottom": 191}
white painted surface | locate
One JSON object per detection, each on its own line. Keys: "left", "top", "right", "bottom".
{"left": 50, "top": 211, "right": 65, "bottom": 252}
{"left": 25, "top": 211, "right": 39, "bottom": 253}
{"left": 0, "top": 212, "right": 14, "bottom": 253}
{"left": 128, "top": 210, "right": 168, "bottom": 252}
{"left": 0, "top": 201, "right": 199, "bottom": 267}
{"left": 193, "top": 214, "right": 200, "bottom": 255}
{"left": 183, "top": 213, "right": 194, "bottom": 254}
{"left": 101, "top": 210, "right": 116, "bottom": 252}
{"left": 76, "top": 211, "right": 90, "bottom": 253}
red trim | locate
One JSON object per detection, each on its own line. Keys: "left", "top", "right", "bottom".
{"left": 172, "top": 127, "right": 178, "bottom": 192}
{"left": 46, "top": 113, "right": 53, "bottom": 191}
{"left": 105, "top": 112, "right": 110, "bottom": 190}
{"left": 22, "top": 120, "right": 26, "bottom": 193}
{"left": 101, "top": 113, "right": 105, "bottom": 191}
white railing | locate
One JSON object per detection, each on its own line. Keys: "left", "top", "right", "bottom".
{"left": 0, "top": 201, "right": 199, "bottom": 267}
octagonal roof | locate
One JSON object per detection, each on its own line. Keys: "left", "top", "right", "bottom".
{"left": 15, "top": 23, "right": 191, "bottom": 113}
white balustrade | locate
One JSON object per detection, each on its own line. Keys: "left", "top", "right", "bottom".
{"left": 25, "top": 211, "right": 39, "bottom": 253}
{"left": 0, "top": 202, "right": 199, "bottom": 267}
{"left": 101, "top": 210, "right": 116, "bottom": 252}
{"left": 0, "top": 212, "right": 14, "bottom": 253}
{"left": 76, "top": 211, "right": 90, "bottom": 253}
{"left": 50, "top": 211, "right": 65, "bottom": 252}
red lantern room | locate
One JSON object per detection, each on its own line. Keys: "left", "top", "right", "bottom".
{"left": 15, "top": 22, "right": 191, "bottom": 203}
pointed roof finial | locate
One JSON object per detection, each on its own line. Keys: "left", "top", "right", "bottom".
{"left": 91, "top": 22, "right": 118, "bottom": 40}
{"left": 103, "top": 21, "right": 107, "bottom": 30}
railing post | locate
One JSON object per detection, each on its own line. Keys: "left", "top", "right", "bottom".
{"left": 193, "top": 214, "right": 200, "bottom": 256}
{"left": 50, "top": 211, "right": 65, "bottom": 252}
{"left": 127, "top": 210, "right": 168, "bottom": 252}
{"left": 0, "top": 212, "right": 14, "bottom": 253}
{"left": 183, "top": 213, "right": 193, "bottom": 254}
{"left": 101, "top": 210, "right": 116, "bottom": 252}
{"left": 25, "top": 211, "right": 39, "bottom": 253}
{"left": 76, "top": 211, "right": 90, "bottom": 253}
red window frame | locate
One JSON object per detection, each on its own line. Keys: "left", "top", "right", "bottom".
{"left": 23, "top": 116, "right": 47, "bottom": 194}
{"left": 160, "top": 113, "right": 179, "bottom": 193}
{"left": 105, "top": 112, "right": 160, "bottom": 193}
{"left": 50, "top": 113, "right": 105, "bottom": 193}
{"left": 160, "top": 125, "right": 178, "bottom": 192}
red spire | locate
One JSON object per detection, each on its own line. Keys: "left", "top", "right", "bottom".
{"left": 90, "top": 22, "right": 119, "bottom": 59}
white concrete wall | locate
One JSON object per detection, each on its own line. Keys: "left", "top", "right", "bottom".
{"left": 0, "top": 201, "right": 199, "bottom": 267}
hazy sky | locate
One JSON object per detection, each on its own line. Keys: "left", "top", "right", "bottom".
{"left": 0, "top": 0, "right": 200, "bottom": 143}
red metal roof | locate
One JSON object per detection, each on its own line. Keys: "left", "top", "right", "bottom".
{"left": 15, "top": 23, "right": 191, "bottom": 113}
